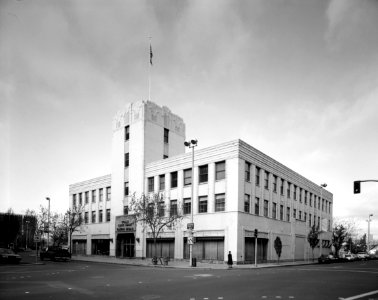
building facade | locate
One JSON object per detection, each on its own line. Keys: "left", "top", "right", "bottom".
{"left": 69, "top": 100, "right": 333, "bottom": 263}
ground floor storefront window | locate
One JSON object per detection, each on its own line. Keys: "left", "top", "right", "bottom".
{"left": 92, "top": 239, "right": 110, "bottom": 255}
{"left": 244, "top": 237, "right": 268, "bottom": 263}
{"left": 116, "top": 233, "right": 135, "bottom": 258}
{"left": 146, "top": 238, "right": 174, "bottom": 259}
{"left": 72, "top": 240, "right": 87, "bottom": 255}
{"left": 184, "top": 237, "right": 224, "bottom": 261}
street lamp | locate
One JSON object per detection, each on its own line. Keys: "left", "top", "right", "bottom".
{"left": 25, "top": 220, "right": 30, "bottom": 250}
{"left": 46, "top": 197, "right": 50, "bottom": 248}
{"left": 184, "top": 139, "right": 197, "bottom": 267}
{"left": 319, "top": 183, "right": 327, "bottom": 255}
{"left": 367, "top": 214, "right": 373, "bottom": 252}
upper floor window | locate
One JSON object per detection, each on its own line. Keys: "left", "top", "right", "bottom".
{"left": 244, "top": 194, "right": 250, "bottom": 213}
{"left": 293, "top": 185, "right": 297, "bottom": 200}
{"left": 310, "top": 193, "right": 313, "bottom": 207}
{"left": 125, "top": 125, "right": 130, "bottom": 141}
{"left": 280, "top": 205, "right": 284, "bottom": 220}
{"left": 272, "top": 202, "right": 277, "bottom": 219}
{"left": 255, "top": 197, "right": 260, "bottom": 215}
{"left": 79, "top": 193, "right": 83, "bottom": 205}
{"left": 73, "top": 194, "right": 76, "bottom": 207}
{"left": 125, "top": 153, "right": 129, "bottom": 168}
{"left": 159, "top": 175, "right": 165, "bottom": 190}
{"left": 92, "top": 190, "right": 96, "bottom": 203}
{"left": 215, "top": 161, "right": 226, "bottom": 181}
{"left": 91, "top": 211, "right": 96, "bottom": 223}
{"left": 245, "top": 162, "right": 251, "bottom": 182}
{"left": 84, "top": 212, "right": 89, "bottom": 224}
{"left": 99, "top": 210, "right": 103, "bottom": 222}
{"left": 215, "top": 194, "right": 225, "bottom": 212}
{"left": 287, "top": 182, "right": 291, "bottom": 198}
{"left": 273, "top": 176, "right": 277, "bottom": 193}
{"left": 287, "top": 207, "right": 290, "bottom": 222}
{"left": 85, "top": 191, "right": 89, "bottom": 204}
{"left": 148, "top": 177, "right": 154, "bottom": 192}
{"left": 264, "top": 171, "right": 269, "bottom": 190}
{"left": 280, "top": 179, "right": 284, "bottom": 195}
{"left": 170, "top": 200, "right": 177, "bottom": 216}
{"left": 184, "top": 198, "right": 191, "bottom": 215}
{"left": 164, "top": 128, "right": 169, "bottom": 144}
{"left": 158, "top": 201, "right": 165, "bottom": 217}
{"left": 106, "top": 187, "right": 111, "bottom": 201}
{"left": 184, "top": 168, "right": 192, "bottom": 186}
{"left": 304, "top": 191, "right": 308, "bottom": 205}
{"left": 124, "top": 182, "right": 129, "bottom": 196}
{"left": 198, "top": 196, "right": 208, "bottom": 213}
{"left": 293, "top": 208, "right": 297, "bottom": 219}
{"left": 123, "top": 205, "right": 129, "bottom": 215}
{"left": 263, "top": 200, "right": 269, "bottom": 217}
{"left": 170, "top": 171, "right": 178, "bottom": 188}
{"left": 106, "top": 209, "right": 111, "bottom": 222}
{"left": 299, "top": 188, "right": 302, "bottom": 202}
{"left": 99, "top": 189, "right": 103, "bottom": 202}
{"left": 256, "top": 167, "right": 260, "bottom": 186}
{"left": 199, "top": 165, "right": 208, "bottom": 183}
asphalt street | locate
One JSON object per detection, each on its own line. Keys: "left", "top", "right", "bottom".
{"left": 0, "top": 260, "right": 377, "bottom": 300}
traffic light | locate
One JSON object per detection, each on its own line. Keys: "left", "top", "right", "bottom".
{"left": 254, "top": 229, "right": 258, "bottom": 238}
{"left": 353, "top": 181, "right": 361, "bottom": 194}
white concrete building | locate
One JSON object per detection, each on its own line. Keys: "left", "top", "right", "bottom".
{"left": 69, "top": 100, "right": 333, "bottom": 263}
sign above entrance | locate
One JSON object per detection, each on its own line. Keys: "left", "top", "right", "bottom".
{"left": 116, "top": 215, "right": 136, "bottom": 233}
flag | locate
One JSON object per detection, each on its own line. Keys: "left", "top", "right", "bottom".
{"left": 150, "top": 43, "right": 153, "bottom": 65}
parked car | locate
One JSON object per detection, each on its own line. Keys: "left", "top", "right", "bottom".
{"left": 318, "top": 254, "right": 338, "bottom": 264}
{"left": 40, "top": 246, "right": 71, "bottom": 262}
{"left": 356, "top": 252, "right": 370, "bottom": 260}
{"left": 0, "top": 248, "right": 22, "bottom": 264}
{"left": 343, "top": 254, "right": 357, "bottom": 262}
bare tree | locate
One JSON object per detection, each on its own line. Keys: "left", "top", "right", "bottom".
{"left": 61, "top": 205, "right": 85, "bottom": 255}
{"left": 129, "top": 193, "right": 185, "bottom": 263}
{"left": 274, "top": 236, "right": 282, "bottom": 263}
{"left": 307, "top": 225, "right": 320, "bottom": 261}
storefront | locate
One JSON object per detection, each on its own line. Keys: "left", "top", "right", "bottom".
{"left": 115, "top": 215, "right": 136, "bottom": 258}
{"left": 146, "top": 238, "right": 175, "bottom": 258}
{"left": 91, "top": 234, "right": 110, "bottom": 255}
{"left": 184, "top": 236, "right": 224, "bottom": 261}
{"left": 72, "top": 236, "right": 87, "bottom": 255}
{"left": 244, "top": 230, "right": 269, "bottom": 263}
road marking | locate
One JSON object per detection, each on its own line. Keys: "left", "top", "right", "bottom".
{"left": 339, "top": 290, "right": 378, "bottom": 300}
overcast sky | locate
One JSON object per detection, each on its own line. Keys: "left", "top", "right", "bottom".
{"left": 1, "top": 0, "right": 377, "bottom": 237}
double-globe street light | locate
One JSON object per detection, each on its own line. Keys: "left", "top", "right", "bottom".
{"left": 184, "top": 139, "right": 197, "bottom": 267}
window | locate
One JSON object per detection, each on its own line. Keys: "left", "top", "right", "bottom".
{"left": 244, "top": 194, "right": 250, "bottom": 213}
{"left": 280, "top": 179, "right": 284, "bottom": 195}
{"left": 304, "top": 191, "right": 308, "bottom": 205}
{"left": 170, "top": 171, "right": 178, "bottom": 188}
{"left": 164, "top": 128, "right": 169, "bottom": 144}
{"left": 256, "top": 167, "right": 260, "bottom": 186}
{"left": 124, "top": 182, "right": 129, "bottom": 196}
{"left": 125, "top": 125, "right": 130, "bottom": 141}
{"left": 287, "top": 182, "right": 291, "bottom": 198}
{"left": 99, "top": 188, "right": 103, "bottom": 202}
{"left": 287, "top": 207, "right": 290, "bottom": 222}
{"left": 309, "top": 213, "right": 312, "bottom": 227}
{"left": 106, "top": 209, "right": 111, "bottom": 222}
{"left": 73, "top": 194, "right": 76, "bottom": 207}
{"left": 299, "top": 188, "right": 302, "bottom": 203}
{"left": 264, "top": 200, "right": 269, "bottom": 217}
{"left": 184, "top": 168, "right": 192, "bottom": 186}
{"left": 91, "top": 211, "right": 96, "bottom": 223}
{"left": 293, "top": 185, "right": 297, "bottom": 200}
{"left": 293, "top": 208, "right": 297, "bottom": 219}
{"left": 92, "top": 190, "right": 96, "bottom": 203}
{"left": 322, "top": 199, "right": 325, "bottom": 211}
{"left": 158, "top": 201, "right": 165, "bottom": 217}
{"left": 184, "top": 198, "right": 191, "bottom": 215}
{"left": 199, "top": 165, "right": 208, "bottom": 183}
{"left": 148, "top": 177, "right": 154, "bottom": 192}
{"left": 299, "top": 210, "right": 302, "bottom": 220}
{"left": 318, "top": 216, "right": 320, "bottom": 227}
{"left": 273, "top": 176, "right": 277, "bottom": 193}
{"left": 170, "top": 200, "right": 177, "bottom": 216}
{"left": 264, "top": 171, "right": 269, "bottom": 190}
{"left": 215, "top": 194, "right": 225, "bottom": 212}
{"left": 280, "top": 205, "right": 284, "bottom": 220}
{"left": 159, "top": 175, "right": 165, "bottom": 191}
{"left": 124, "top": 205, "right": 129, "bottom": 215}
{"left": 85, "top": 191, "right": 89, "bottom": 204}
{"left": 310, "top": 194, "right": 313, "bottom": 207}
{"left": 106, "top": 187, "right": 111, "bottom": 201}
{"left": 125, "top": 153, "right": 129, "bottom": 168}
{"left": 79, "top": 193, "right": 83, "bottom": 205}
{"left": 245, "top": 162, "right": 251, "bottom": 182}
{"left": 147, "top": 203, "right": 154, "bottom": 219}
{"left": 318, "top": 199, "right": 321, "bottom": 209}
{"left": 255, "top": 197, "right": 260, "bottom": 215}
{"left": 272, "top": 202, "right": 277, "bottom": 219}
{"left": 198, "top": 196, "right": 208, "bottom": 213}
{"left": 304, "top": 212, "right": 307, "bottom": 222}
{"left": 84, "top": 212, "right": 88, "bottom": 224}
{"left": 99, "top": 210, "right": 103, "bottom": 222}
{"left": 215, "top": 161, "right": 226, "bottom": 180}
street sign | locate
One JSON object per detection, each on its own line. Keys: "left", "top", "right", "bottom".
{"left": 187, "top": 223, "right": 194, "bottom": 230}
{"left": 188, "top": 236, "right": 194, "bottom": 245}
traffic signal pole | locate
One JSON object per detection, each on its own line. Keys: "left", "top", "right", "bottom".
{"left": 353, "top": 180, "right": 378, "bottom": 194}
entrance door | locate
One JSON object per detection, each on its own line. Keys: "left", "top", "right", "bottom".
{"left": 116, "top": 233, "right": 135, "bottom": 258}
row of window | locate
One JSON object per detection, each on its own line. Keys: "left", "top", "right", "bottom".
{"left": 147, "top": 161, "right": 226, "bottom": 192}
{"left": 243, "top": 195, "right": 329, "bottom": 229}
{"left": 245, "top": 162, "right": 332, "bottom": 214}
{"left": 72, "top": 187, "right": 111, "bottom": 207}
{"left": 83, "top": 209, "right": 111, "bottom": 224}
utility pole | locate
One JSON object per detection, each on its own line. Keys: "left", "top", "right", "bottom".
{"left": 367, "top": 214, "right": 373, "bottom": 252}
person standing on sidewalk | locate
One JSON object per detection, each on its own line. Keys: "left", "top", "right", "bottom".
{"left": 227, "top": 251, "right": 233, "bottom": 269}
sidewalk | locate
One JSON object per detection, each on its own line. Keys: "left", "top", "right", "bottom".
{"left": 70, "top": 255, "right": 317, "bottom": 270}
